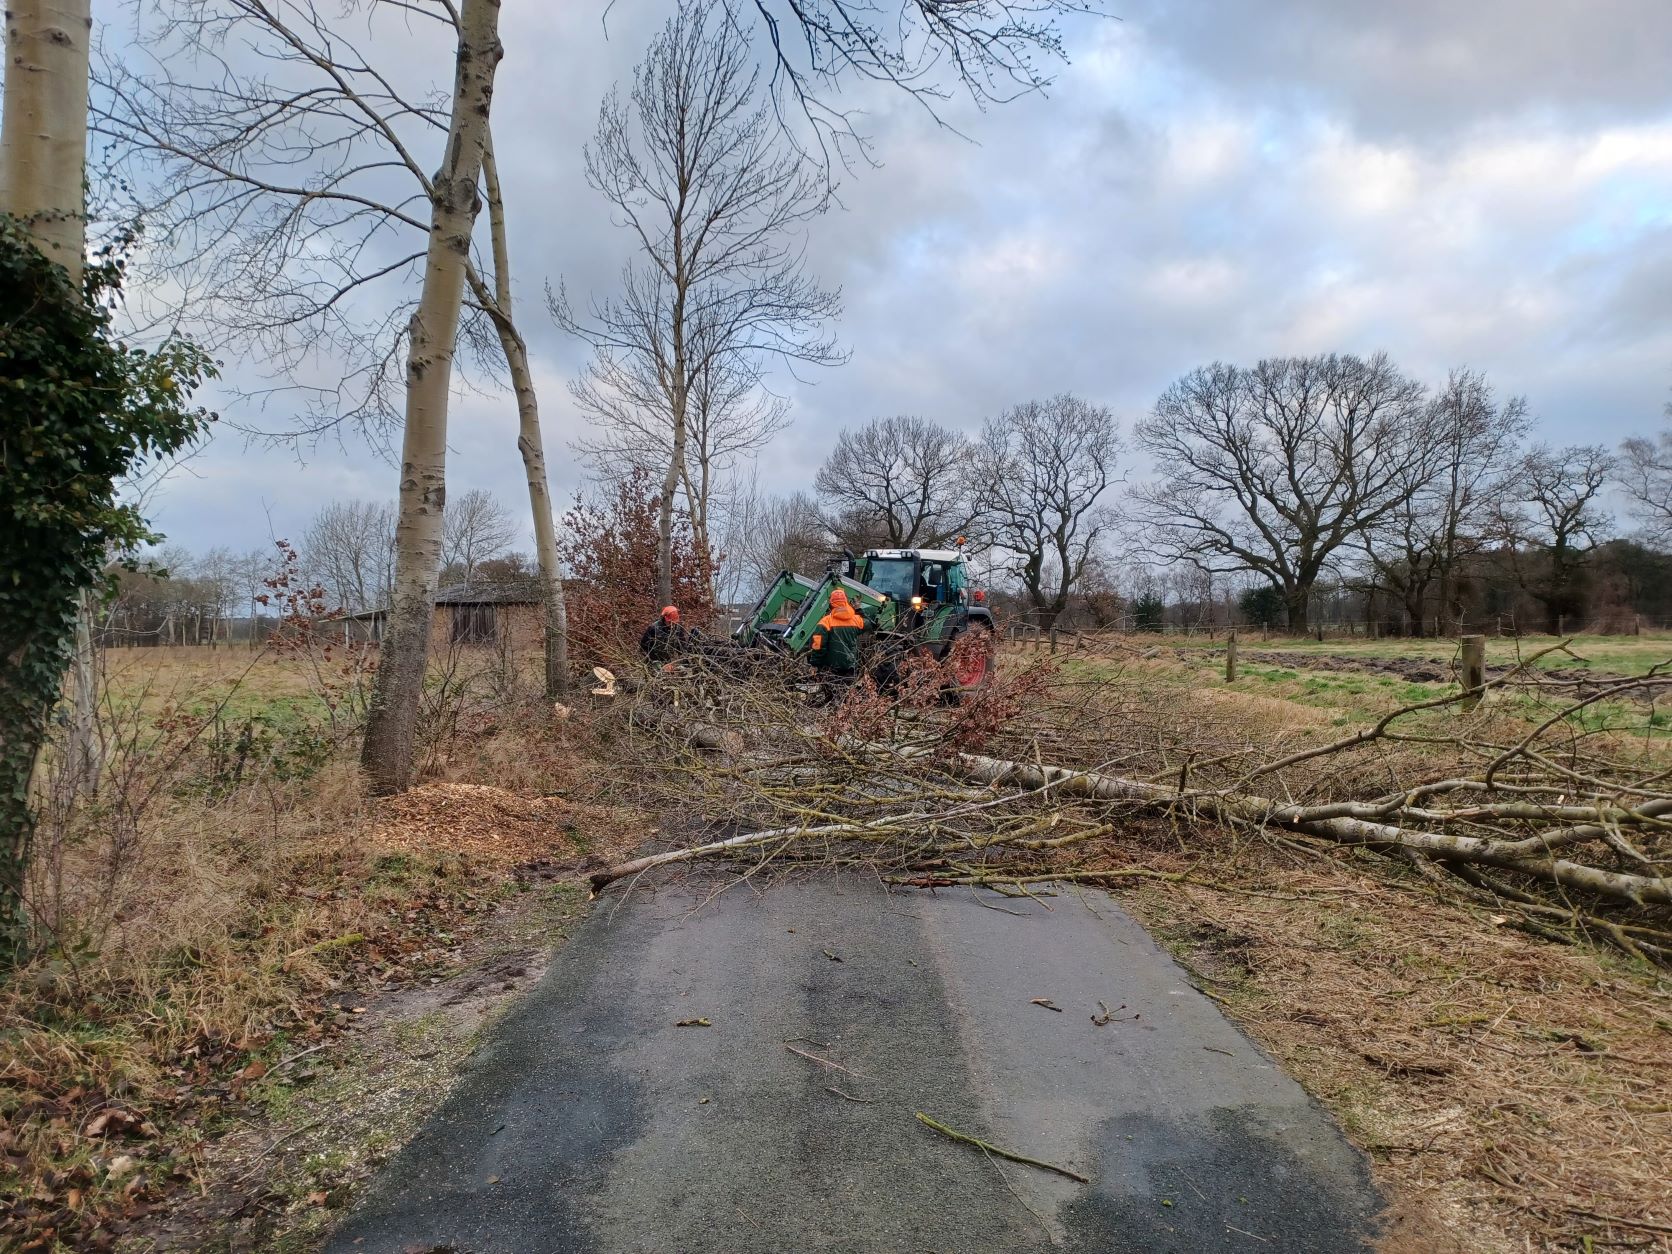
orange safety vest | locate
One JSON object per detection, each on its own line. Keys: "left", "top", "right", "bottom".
{"left": 811, "top": 602, "right": 866, "bottom": 670}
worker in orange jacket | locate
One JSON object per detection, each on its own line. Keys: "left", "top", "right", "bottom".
{"left": 809, "top": 587, "right": 867, "bottom": 678}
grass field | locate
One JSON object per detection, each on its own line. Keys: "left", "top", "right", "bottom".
{"left": 1049, "top": 630, "right": 1672, "bottom": 740}
{"left": 1161, "top": 629, "right": 1672, "bottom": 675}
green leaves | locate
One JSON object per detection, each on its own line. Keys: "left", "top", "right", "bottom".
{"left": 0, "top": 215, "right": 217, "bottom": 965}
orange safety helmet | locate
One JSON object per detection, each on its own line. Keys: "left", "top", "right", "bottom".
{"left": 828, "top": 588, "right": 850, "bottom": 609}
{"left": 661, "top": 605, "right": 680, "bottom": 622}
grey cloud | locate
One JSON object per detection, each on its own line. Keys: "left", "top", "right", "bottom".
{"left": 1132, "top": 0, "right": 1672, "bottom": 141}
{"left": 117, "top": 0, "right": 1672, "bottom": 556}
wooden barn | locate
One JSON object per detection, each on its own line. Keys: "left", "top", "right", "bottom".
{"left": 431, "top": 581, "right": 546, "bottom": 652}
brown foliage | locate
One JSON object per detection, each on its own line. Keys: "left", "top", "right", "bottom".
{"left": 557, "top": 467, "right": 715, "bottom": 664}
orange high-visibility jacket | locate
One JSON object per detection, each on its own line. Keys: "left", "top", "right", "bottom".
{"left": 810, "top": 602, "right": 866, "bottom": 672}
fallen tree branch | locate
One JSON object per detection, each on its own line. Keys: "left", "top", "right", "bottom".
{"left": 949, "top": 752, "right": 1672, "bottom": 908}
{"left": 589, "top": 650, "right": 1672, "bottom": 964}
{"left": 914, "top": 1111, "right": 1089, "bottom": 1183}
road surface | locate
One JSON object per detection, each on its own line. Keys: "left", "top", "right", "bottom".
{"left": 329, "top": 874, "right": 1381, "bottom": 1252}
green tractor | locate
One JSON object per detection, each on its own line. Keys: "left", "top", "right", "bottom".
{"left": 733, "top": 544, "right": 997, "bottom": 692}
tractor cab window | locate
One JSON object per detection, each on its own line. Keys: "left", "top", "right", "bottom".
{"left": 862, "top": 559, "right": 917, "bottom": 604}
{"left": 921, "top": 562, "right": 949, "bottom": 602}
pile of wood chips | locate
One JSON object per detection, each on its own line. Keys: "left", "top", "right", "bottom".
{"left": 372, "top": 782, "right": 617, "bottom": 868}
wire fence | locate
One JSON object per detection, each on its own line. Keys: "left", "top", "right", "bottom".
{"left": 1005, "top": 617, "right": 1672, "bottom": 653}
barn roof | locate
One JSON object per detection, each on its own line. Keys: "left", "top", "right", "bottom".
{"left": 433, "top": 581, "right": 544, "bottom": 605}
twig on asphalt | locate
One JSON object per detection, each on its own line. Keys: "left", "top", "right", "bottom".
{"left": 785, "top": 1042, "right": 864, "bottom": 1077}
{"left": 914, "top": 1111, "right": 1089, "bottom": 1184}
{"left": 825, "top": 1085, "right": 874, "bottom": 1103}
{"left": 979, "top": 1145, "right": 1058, "bottom": 1241}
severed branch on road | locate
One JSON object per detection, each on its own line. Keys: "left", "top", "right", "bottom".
{"left": 585, "top": 643, "right": 1672, "bottom": 964}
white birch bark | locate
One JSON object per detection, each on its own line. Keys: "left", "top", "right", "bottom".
{"left": 360, "top": 0, "right": 503, "bottom": 793}
{"left": 3, "top": 0, "right": 100, "bottom": 802}
{"left": 0, "top": 0, "right": 91, "bottom": 284}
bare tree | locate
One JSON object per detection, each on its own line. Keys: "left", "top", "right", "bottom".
{"left": 441, "top": 488, "right": 516, "bottom": 584}
{"left": 729, "top": 487, "right": 832, "bottom": 596}
{"left": 359, "top": 0, "right": 504, "bottom": 792}
{"left": 721, "top": 0, "right": 1103, "bottom": 171}
{"left": 556, "top": 5, "right": 843, "bottom": 606}
{"left": 303, "top": 500, "right": 397, "bottom": 614}
{"left": 1136, "top": 354, "right": 1430, "bottom": 633}
{"left": 95, "top": 0, "right": 572, "bottom": 706}
{"left": 813, "top": 416, "right": 981, "bottom": 548}
{"left": 471, "top": 130, "right": 571, "bottom": 700}
{"left": 194, "top": 546, "right": 243, "bottom": 643}
{"left": 1360, "top": 368, "right": 1529, "bottom": 636}
{"left": 573, "top": 352, "right": 793, "bottom": 558}
{"left": 981, "top": 395, "right": 1120, "bottom": 629}
{"left": 1498, "top": 445, "right": 1615, "bottom": 634}
{"left": 1619, "top": 413, "right": 1672, "bottom": 547}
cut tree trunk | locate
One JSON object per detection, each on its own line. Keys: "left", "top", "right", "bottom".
{"left": 361, "top": 0, "right": 504, "bottom": 794}
{"left": 947, "top": 751, "right": 1672, "bottom": 907}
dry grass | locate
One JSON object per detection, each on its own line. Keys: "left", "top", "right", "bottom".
{"left": 1, "top": 645, "right": 610, "bottom": 1251}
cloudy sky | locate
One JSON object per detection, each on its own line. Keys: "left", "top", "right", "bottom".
{"left": 111, "top": 0, "right": 1672, "bottom": 557}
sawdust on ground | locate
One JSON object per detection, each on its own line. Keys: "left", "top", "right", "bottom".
{"left": 371, "top": 781, "right": 637, "bottom": 869}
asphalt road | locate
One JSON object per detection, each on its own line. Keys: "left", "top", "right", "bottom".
{"left": 329, "top": 875, "right": 1382, "bottom": 1253}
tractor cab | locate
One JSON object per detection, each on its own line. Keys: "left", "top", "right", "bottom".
{"left": 851, "top": 549, "right": 969, "bottom": 615}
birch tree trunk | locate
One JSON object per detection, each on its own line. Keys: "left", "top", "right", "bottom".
{"left": 658, "top": 270, "right": 688, "bottom": 609}
{"left": 479, "top": 138, "right": 569, "bottom": 697}
{"left": 1, "top": 0, "right": 90, "bottom": 285}
{"left": 360, "top": 0, "right": 503, "bottom": 793}
{"left": 1, "top": 0, "right": 92, "bottom": 960}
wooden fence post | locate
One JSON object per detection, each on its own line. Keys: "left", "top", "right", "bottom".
{"left": 1049, "top": 627, "right": 1058, "bottom": 654}
{"left": 1226, "top": 629, "right": 1238, "bottom": 683}
{"left": 1461, "top": 634, "right": 1486, "bottom": 713}
{"left": 1557, "top": 613, "right": 1565, "bottom": 638}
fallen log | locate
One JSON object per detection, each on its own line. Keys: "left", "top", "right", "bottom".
{"left": 948, "top": 752, "right": 1672, "bottom": 907}
{"left": 588, "top": 742, "right": 1671, "bottom": 909}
